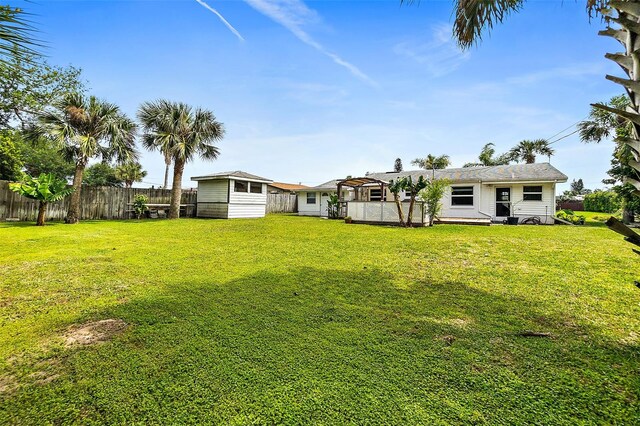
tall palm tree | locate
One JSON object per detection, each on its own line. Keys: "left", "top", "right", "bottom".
{"left": 115, "top": 161, "right": 147, "bottom": 188}
{"left": 138, "top": 100, "right": 224, "bottom": 219}
{"left": 464, "top": 143, "right": 511, "bottom": 167}
{"left": 411, "top": 154, "right": 450, "bottom": 178}
{"left": 34, "top": 93, "right": 137, "bottom": 223}
{"left": 508, "top": 139, "right": 554, "bottom": 164}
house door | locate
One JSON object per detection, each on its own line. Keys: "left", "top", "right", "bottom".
{"left": 320, "top": 192, "right": 330, "bottom": 217}
{"left": 496, "top": 187, "right": 511, "bottom": 217}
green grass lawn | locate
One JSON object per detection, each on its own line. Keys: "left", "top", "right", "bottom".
{"left": 1, "top": 215, "right": 639, "bottom": 424}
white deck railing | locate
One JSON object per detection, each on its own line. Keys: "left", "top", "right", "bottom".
{"left": 346, "top": 201, "right": 425, "bottom": 224}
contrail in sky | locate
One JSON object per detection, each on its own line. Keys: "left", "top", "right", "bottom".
{"left": 244, "top": 0, "right": 376, "bottom": 86}
{"left": 195, "top": 0, "right": 245, "bottom": 42}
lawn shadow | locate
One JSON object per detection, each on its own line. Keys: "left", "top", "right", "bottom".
{"left": 2, "top": 267, "right": 639, "bottom": 424}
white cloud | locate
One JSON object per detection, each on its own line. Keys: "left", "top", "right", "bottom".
{"left": 195, "top": 0, "right": 245, "bottom": 41}
{"left": 243, "top": 0, "right": 377, "bottom": 86}
{"left": 394, "top": 24, "right": 470, "bottom": 77}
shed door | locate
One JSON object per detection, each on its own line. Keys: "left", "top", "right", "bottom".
{"left": 496, "top": 187, "right": 511, "bottom": 217}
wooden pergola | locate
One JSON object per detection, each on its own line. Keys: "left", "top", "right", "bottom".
{"left": 336, "top": 177, "right": 388, "bottom": 202}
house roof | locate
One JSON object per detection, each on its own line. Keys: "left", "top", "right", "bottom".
{"left": 366, "top": 163, "right": 568, "bottom": 184}
{"left": 268, "top": 182, "right": 310, "bottom": 191}
{"left": 307, "top": 179, "right": 343, "bottom": 191}
{"left": 191, "top": 171, "right": 273, "bottom": 183}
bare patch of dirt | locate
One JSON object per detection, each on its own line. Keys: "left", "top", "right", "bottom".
{"left": 63, "top": 318, "right": 128, "bottom": 347}
{"left": 0, "top": 374, "right": 18, "bottom": 394}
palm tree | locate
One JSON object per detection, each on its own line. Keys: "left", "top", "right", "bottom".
{"left": 115, "top": 161, "right": 147, "bottom": 188}
{"left": 33, "top": 93, "right": 137, "bottom": 223}
{"left": 0, "top": 5, "right": 40, "bottom": 65}
{"left": 508, "top": 139, "right": 554, "bottom": 164}
{"left": 464, "top": 143, "right": 511, "bottom": 167}
{"left": 411, "top": 154, "right": 450, "bottom": 178}
{"left": 9, "top": 173, "right": 74, "bottom": 226}
{"left": 138, "top": 100, "right": 224, "bottom": 219}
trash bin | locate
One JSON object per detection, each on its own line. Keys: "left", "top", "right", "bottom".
{"left": 506, "top": 216, "right": 519, "bottom": 225}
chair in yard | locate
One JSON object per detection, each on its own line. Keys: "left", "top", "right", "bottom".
{"left": 157, "top": 209, "right": 167, "bottom": 219}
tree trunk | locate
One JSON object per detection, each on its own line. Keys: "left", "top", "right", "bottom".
{"left": 36, "top": 201, "right": 47, "bottom": 226}
{"left": 393, "top": 193, "right": 405, "bottom": 227}
{"left": 623, "top": 206, "right": 635, "bottom": 224}
{"left": 407, "top": 194, "right": 415, "bottom": 227}
{"left": 168, "top": 158, "right": 184, "bottom": 219}
{"left": 163, "top": 153, "right": 171, "bottom": 189}
{"left": 65, "top": 161, "right": 86, "bottom": 224}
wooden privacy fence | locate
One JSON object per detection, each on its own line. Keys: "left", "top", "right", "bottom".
{"left": 266, "top": 193, "right": 297, "bottom": 214}
{"left": 0, "top": 180, "right": 197, "bottom": 221}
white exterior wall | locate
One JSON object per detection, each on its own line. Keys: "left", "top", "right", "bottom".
{"left": 298, "top": 191, "right": 324, "bottom": 216}
{"left": 228, "top": 179, "right": 268, "bottom": 218}
{"left": 196, "top": 178, "right": 268, "bottom": 219}
{"left": 297, "top": 190, "right": 353, "bottom": 217}
{"left": 440, "top": 183, "right": 486, "bottom": 219}
{"left": 439, "top": 182, "right": 557, "bottom": 223}
{"left": 197, "top": 180, "right": 228, "bottom": 203}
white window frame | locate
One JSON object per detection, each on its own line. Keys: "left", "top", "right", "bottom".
{"left": 306, "top": 192, "right": 317, "bottom": 205}
{"left": 451, "top": 185, "right": 474, "bottom": 208}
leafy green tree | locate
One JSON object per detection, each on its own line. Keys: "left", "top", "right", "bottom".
{"left": 0, "top": 132, "right": 23, "bottom": 180}
{"left": 0, "top": 53, "right": 84, "bottom": 129}
{"left": 14, "top": 135, "right": 74, "bottom": 180}
{"left": 403, "top": 175, "right": 428, "bottom": 226}
{"left": 9, "top": 173, "right": 73, "bottom": 226}
{"left": 138, "top": 100, "right": 224, "bottom": 219}
{"left": 419, "top": 178, "right": 450, "bottom": 226}
{"left": 508, "top": 139, "right": 554, "bottom": 164}
{"left": 394, "top": 158, "right": 403, "bottom": 172}
{"left": 464, "top": 143, "right": 510, "bottom": 167}
{"left": 389, "top": 175, "right": 428, "bottom": 227}
{"left": 32, "top": 93, "right": 137, "bottom": 223}
{"left": 115, "top": 162, "right": 147, "bottom": 188}
{"left": 579, "top": 95, "right": 638, "bottom": 222}
{"left": 411, "top": 154, "right": 450, "bottom": 178}
{"left": 388, "top": 178, "right": 406, "bottom": 227}
{"left": 83, "top": 163, "right": 123, "bottom": 187}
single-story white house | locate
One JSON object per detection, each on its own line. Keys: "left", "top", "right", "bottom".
{"left": 297, "top": 163, "right": 568, "bottom": 225}
{"left": 191, "top": 171, "right": 272, "bottom": 219}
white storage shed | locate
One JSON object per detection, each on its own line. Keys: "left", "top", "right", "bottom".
{"left": 191, "top": 171, "right": 272, "bottom": 219}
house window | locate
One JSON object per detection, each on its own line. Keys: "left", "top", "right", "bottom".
{"left": 234, "top": 180, "right": 248, "bottom": 192}
{"left": 370, "top": 188, "right": 385, "bottom": 201}
{"left": 523, "top": 185, "right": 543, "bottom": 201}
{"left": 451, "top": 186, "right": 474, "bottom": 206}
{"left": 404, "top": 191, "right": 412, "bottom": 200}
{"left": 250, "top": 182, "right": 263, "bottom": 194}
{"left": 307, "top": 192, "right": 316, "bottom": 204}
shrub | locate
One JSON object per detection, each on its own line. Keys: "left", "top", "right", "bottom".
{"left": 556, "top": 209, "right": 585, "bottom": 225}
{"left": 583, "top": 191, "right": 620, "bottom": 213}
{"left": 133, "top": 194, "right": 148, "bottom": 219}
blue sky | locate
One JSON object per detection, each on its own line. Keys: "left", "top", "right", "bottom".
{"left": 24, "top": 0, "right": 621, "bottom": 190}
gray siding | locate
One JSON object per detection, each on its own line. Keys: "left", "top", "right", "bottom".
{"left": 196, "top": 202, "right": 229, "bottom": 218}
{"left": 197, "top": 180, "right": 228, "bottom": 203}
{"left": 228, "top": 204, "right": 266, "bottom": 218}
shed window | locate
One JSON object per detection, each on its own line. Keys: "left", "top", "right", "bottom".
{"left": 234, "top": 180, "right": 248, "bottom": 192}
{"left": 307, "top": 192, "right": 316, "bottom": 204}
{"left": 451, "top": 186, "right": 474, "bottom": 206}
{"left": 250, "top": 182, "right": 263, "bottom": 194}
{"left": 523, "top": 185, "right": 543, "bottom": 201}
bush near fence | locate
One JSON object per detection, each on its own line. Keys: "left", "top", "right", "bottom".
{"left": 0, "top": 180, "right": 197, "bottom": 221}
{"left": 583, "top": 191, "right": 621, "bottom": 213}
